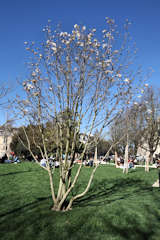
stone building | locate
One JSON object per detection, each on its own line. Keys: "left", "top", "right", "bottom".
{"left": 0, "top": 126, "right": 14, "bottom": 158}
{"left": 137, "top": 142, "right": 160, "bottom": 158}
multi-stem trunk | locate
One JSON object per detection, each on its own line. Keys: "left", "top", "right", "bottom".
{"left": 94, "top": 145, "right": 98, "bottom": 166}
{"left": 145, "top": 155, "right": 150, "bottom": 172}
{"left": 115, "top": 151, "right": 118, "bottom": 168}
{"left": 123, "top": 139, "right": 129, "bottom": 174}
{"left": 149, "top": 152, "right": 154, "bottom": 165}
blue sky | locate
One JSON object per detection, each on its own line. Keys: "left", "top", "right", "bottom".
{"left": 0, "top": 0, "right": 160, "bottom": 124}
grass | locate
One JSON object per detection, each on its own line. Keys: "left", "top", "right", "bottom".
{"left": 0, "top": 162, "right": 160, "bottom": 240}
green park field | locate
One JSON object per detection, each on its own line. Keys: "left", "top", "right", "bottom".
{"left": 0, "top": 162, "right": 160, "bottom": 240}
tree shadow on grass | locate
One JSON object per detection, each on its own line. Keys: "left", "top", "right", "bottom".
{"left": 0, "top": 169, "right": 41, "bottom": 177}
{"left": 98, "top": 208, "right": 158, "bottom": 240}
{"left": 60, "top": 200, "right": 160, "bottom": 240}
{"left": 0, "top": 196, "right": 51, "bottom": 219}
{"left": 73, "top": 177, "right": 153, "bottom": 208}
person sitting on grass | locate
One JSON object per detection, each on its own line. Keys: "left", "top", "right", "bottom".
{"left": 156, "top": 159, "right": 160, "bottom": 168}
{"left": 129, "top": 158, "right": 134, "bottom": 169}
{"left": 3, "top": 154, "right": 11, "bottom": 163}
{"left": 14, "top": 154, "right": 20, "bottom": 163}
{"left": 40, "top": 158, "right": 47, "bottom": 167}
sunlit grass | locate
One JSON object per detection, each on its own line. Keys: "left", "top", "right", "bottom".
{"left": 0, "top": 162, "right": 160, "bottom": 240}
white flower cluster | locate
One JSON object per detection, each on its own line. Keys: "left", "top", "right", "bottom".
{"left": 124, "top": 78, "right": 130, "bottom": 83}
{"left": 116, "top": 74, "right": 122, "bottom": 78}
{"left": 31, "top": 72, "right": 36, "bottom": 77}
{"left": 147, "top": 109, "right": 152, "bottom": 114}
{"left": 105, "top": 70, "right": 113, "bottom": 74}
{"left": 102, "top": 43, "right": 107, "bottom": 49}
{"left": 134, "top": 102, "right": 138, "bottom": 105}
{"left": 46, "top": 40, "right": 57, "bottom": 53}
{"left": 23, "top": 81, "right": 34, "bottom": 91}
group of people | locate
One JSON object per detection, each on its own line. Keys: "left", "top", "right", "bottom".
{"left": 117, "top": 156, "right": 135, "bottom": 169}
{"left": 40, "top": 158, "right": 59, "bottom": 168}
{"left": 0, "top": 152, "right": 20, "bottom": 164}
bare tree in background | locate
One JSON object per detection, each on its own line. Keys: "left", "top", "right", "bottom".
{"left": 13, "top": 18, "right": 144, "bottom": 211}
{"left": 139, "top": 87, "right": 160, "bottom": 172}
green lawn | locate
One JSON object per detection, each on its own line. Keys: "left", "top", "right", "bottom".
{"left": 0, "top": 162, "right": 160, "bottom": 240}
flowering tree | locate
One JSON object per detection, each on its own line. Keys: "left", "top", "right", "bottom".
{"left": 14, "top": 18, "right": 142, "bottom": 211}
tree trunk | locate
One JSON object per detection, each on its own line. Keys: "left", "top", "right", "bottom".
{"left": 145, "top": 155, "right": 150, "bottom": 172}
{"left": 149, "top": 152, "right": 154, "bottom": 165}
{"left": 94, "top": 145, "right": 98, "bottom": 165}
{"left": 115, "top": 151, "right": 118, "bottom": 168}
{"left": 123, "top": 143, "right": 129, "bottom": 174}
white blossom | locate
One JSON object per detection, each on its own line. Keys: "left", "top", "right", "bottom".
{"left": 60, "top": 32, "right": 64, "bottom": 37}
{"left": 22, "top": 100, "right": 30, "bottom": 105}
{"left": 124, "top": 78, "right": 129, "bottom": 83}
{"left": 33, "top": 92, "right": 39, "bottom": 96}
{"left": 74, "top": 24, "right": 78, "bottom": 29}
{"left": 105, "top": 70, "right": 113, "bottom": 74}
{"left": 76, "top": 32, "right": 81, "bottom": 39}
{"left": 26, "top": 83, "right": 34, "bottom": 90}
{"left": 116, "top": 74, "right": 122, "bottom": 78}
{"left": 88, "top": 33, "right": 92, "bottom": 39}
{"left": 51, "top": 47, "right": 57, "bottom": 53}
{"left": 82, "top": 26, "right": 86, "bottom": 31}
{"left": 102, "top": 43, "right": 107, "bottom": 49}
{"left": 51, "top": 42, "right": 56, "bottom": 47}
{"left": 23, "top": 109, "right": 28, "bottom": 114}
{"left": 80, "top": 42, "right": 84, "bottom": 47}
{"left": 106, "top": 32, "right": 111, "bottom": 38}
{"left": 147, "top": 109, "right": 152, "bottom": 114}
{"left": 104, "top": 59, "right": 112, "bottom": 64}
{"left": 66, "top": 56, "right": 70, "bottom": 61}
{"left": 31, "top": 72, "right": 36, "bottom": 77}
{"left": 60, "top": 32, "right": 68, "bottom": 37}
{"left": 35, "top": 68, "right": 39, "bottom": 73}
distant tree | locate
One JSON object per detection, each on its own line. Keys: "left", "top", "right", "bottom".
{"left": 110, "top": 116, "right": 126, "bottom": 156}
{"left": 97, "top": 139, "right": 111, "bottom": 157}
{"left": 139, "top": 87, "right": 160, "bottom": 171}
{"left": 110, "top": 101, "right": 147, "bottom": 172}
{"left": 10, "top": 125, "right": 44, "bottom": 159}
